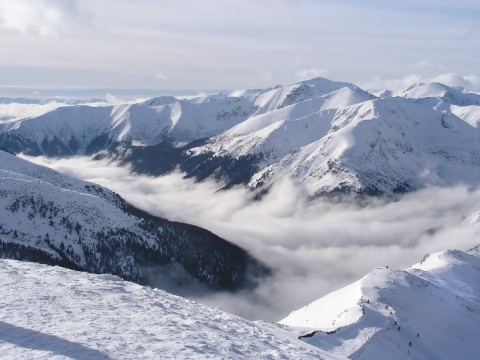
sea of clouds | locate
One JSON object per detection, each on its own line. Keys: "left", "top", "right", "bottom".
{"left": 22, "top": 155, "right": 480, "bottom": 322}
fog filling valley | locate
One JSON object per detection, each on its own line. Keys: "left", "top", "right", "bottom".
{"left": 22, "top": 155, "right": 480, "bottom": 322}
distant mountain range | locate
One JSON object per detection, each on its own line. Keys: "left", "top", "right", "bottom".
{"left": 280, "top": 245, "right": 480, "bottom": 360}
{"left": 1, "top": 77, "right": 479, "bottom": 196}
{"left": 0, "top": 149, "right": 268, "bottom": 291}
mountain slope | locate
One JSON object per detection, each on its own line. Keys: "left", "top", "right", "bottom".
{"left": 391, "top": 82, "right": 480, "bottom": 106}
{"left": 1, "top": 77, "right": 480, "bottom": 196}
{"left": 280, "top": 246, "right": 480, "bottom": 360}
{"left": 0, "top": 259, "right": 345, "bottom": 360}
{"left": 120, "top": 80, "right": 376, "bottom": 186}
{"left": 249, "top": 96, "right": 480, "bottom": 195}
{"left": 189, "top": 86, "right": 375, "bottom": 165}
{"left": 0, "top": 150, "right": 268, "bottom": 291}
{"left": 0, "top": 77, "right": 358, "bottom": 158}
{"left": 0, "top": 95, "right": 258, "bottom": 156}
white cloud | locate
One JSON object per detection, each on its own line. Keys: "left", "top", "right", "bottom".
{"left": 260, "top": 70, "right": 273, "bottom": 81}
{"left": 21, "top": 155, "right": 480, "bottom": 322}
{"left": 465, "top": 74, "right": 480, "bottom": 90}
{"left": 296, "top": 68, "right": 329, "bottom": 81}
{"left": 0, "top": 102, "right": 64, "bottom": 122}
{"left": 359, "top": 74, "right": 423, "bottom": 92}
{"left": 0, "top": 0, "right": 477, "bottom": 90}
{"left": 155, "top": 73, "right": 169, "bottom": 81}
{"left": 463, "top": 25, "right": 480, "bottom": 41}
{"left": 0, "top": 0, "right": 93, "bottom": 36}
{"left": 431, "top": 73, "right": 480, "bottom": 90}
{"left": 360, "top": 73, "right": 480, "bottom": 92}
{"left": 413, "top": 60, "right": 446, "bottom": 72}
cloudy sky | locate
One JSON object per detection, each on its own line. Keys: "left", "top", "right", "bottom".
{"left": 0, "top": 0, "right": 479, "bottom": 93}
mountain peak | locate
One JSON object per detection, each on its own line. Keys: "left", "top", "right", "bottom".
{"left": 141, "top": 96, "right": 179, "bottom": 107}
{"left": 1, "top": 76, "right": 480, "bottom": 196}
{"left": 280, "top": 247, "right": 480, "bottom": 359}
{"left": 393, "top": 81, "right": 480, "bottom": 106}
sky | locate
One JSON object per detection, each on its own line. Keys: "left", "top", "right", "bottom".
{"left": 0, "top": 0, "right": 479, "bottom": 95}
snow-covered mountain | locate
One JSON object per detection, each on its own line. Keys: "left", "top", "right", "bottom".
{"left": 0, "top": 95, "right": 258, "bottom": 156}
{"left": 280, "top": 246, "right": 480, "bottom": 360}
{"left": 247, "top": 96, "right": 480, "bottom": 195}
{"left": 0, "top": 259, "right": 344, "bottom": 360}
{"left": 390, "top": 82, "right": 480, "bottom": 106}
{"left": 1, "top": 246, "right": 477, "bottom": 359}
{"left": 1, "top": 77, "right": 480, "bottom": 196}
{"left": 0, "top": 78, "right": 357, "bottom": 156}
{"left": 0, "top": 149, "right": 268, "bottom": 291}
{"left": 0, "top": 97, "right": 107, "bottom": 123}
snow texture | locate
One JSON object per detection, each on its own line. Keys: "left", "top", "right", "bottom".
{"left": 0, "top": 259, "right": 344, "bottom": 360}
{"left": 0, "top": 149, "right": 267, "bottom": 290}
{"left": 280, "top": 246, "right": 480, "bottom": 360}
{"left": 5, "top": 76, "right": 480, "bottom": 195}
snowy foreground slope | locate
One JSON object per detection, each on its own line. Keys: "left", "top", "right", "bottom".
{"left": 0, "top": 259, "right": 344, "bottom": 360}
{"left": 1, "top": 77, "right": 480, "bottom": 195}
{"left": 0, "top": 149, "right": 267, "bottom": 290}
{"left": 280, "top": 246, "right": 480, "bottom": 360}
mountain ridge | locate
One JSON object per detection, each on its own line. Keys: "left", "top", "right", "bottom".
{"left": 1, "top": 77, "right": 479, "bottom": 196}
{"left": 0, "top": 149, "right": 269, "bottom": 291}
{"left": 0, "top": 258, "right": 344, "bottom": 360}
{"left": 280, "top": 245, "right": 480, "bottom": 360}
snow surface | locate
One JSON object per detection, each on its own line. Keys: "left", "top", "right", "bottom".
{"left": 0, "top": 259, "right": 345, "bottom": 360}
{"left": 0, "top": 78, "right": 361, "bottom": 155}
{"left": 280, "top": 246, "right": 480, "bottom": 360}
{"left": 248, "top": 94, "right": 480, "bottom": 195}
{"left": 189, "top": 86, "right": 374, "bottom": 164}
{"left": 0, "top": 148, "right": 138, "bottom": 262}
{"left": 392, "top": 82, "right": 480, "bottom": 106}
{"left": 0, "top": 94, "right": 258, "bottom": 153}
{"left": 1, "top": 76, "right": 480, "bottom": 196}
{"left": 279, "top": 279, "right": 363, "bottom": 331}
{"left": 0, "top": 149, "right": 265, "bottom": 290}
{"left": 1, "top": 77, "right": 480, "bottom": 359}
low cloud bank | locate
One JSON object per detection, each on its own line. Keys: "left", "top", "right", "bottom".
{"left": 22, "top": 155, "right": 480, "bottom": 321}
{"left": 361, "top": 72, "right": 480, "bottom": 92}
